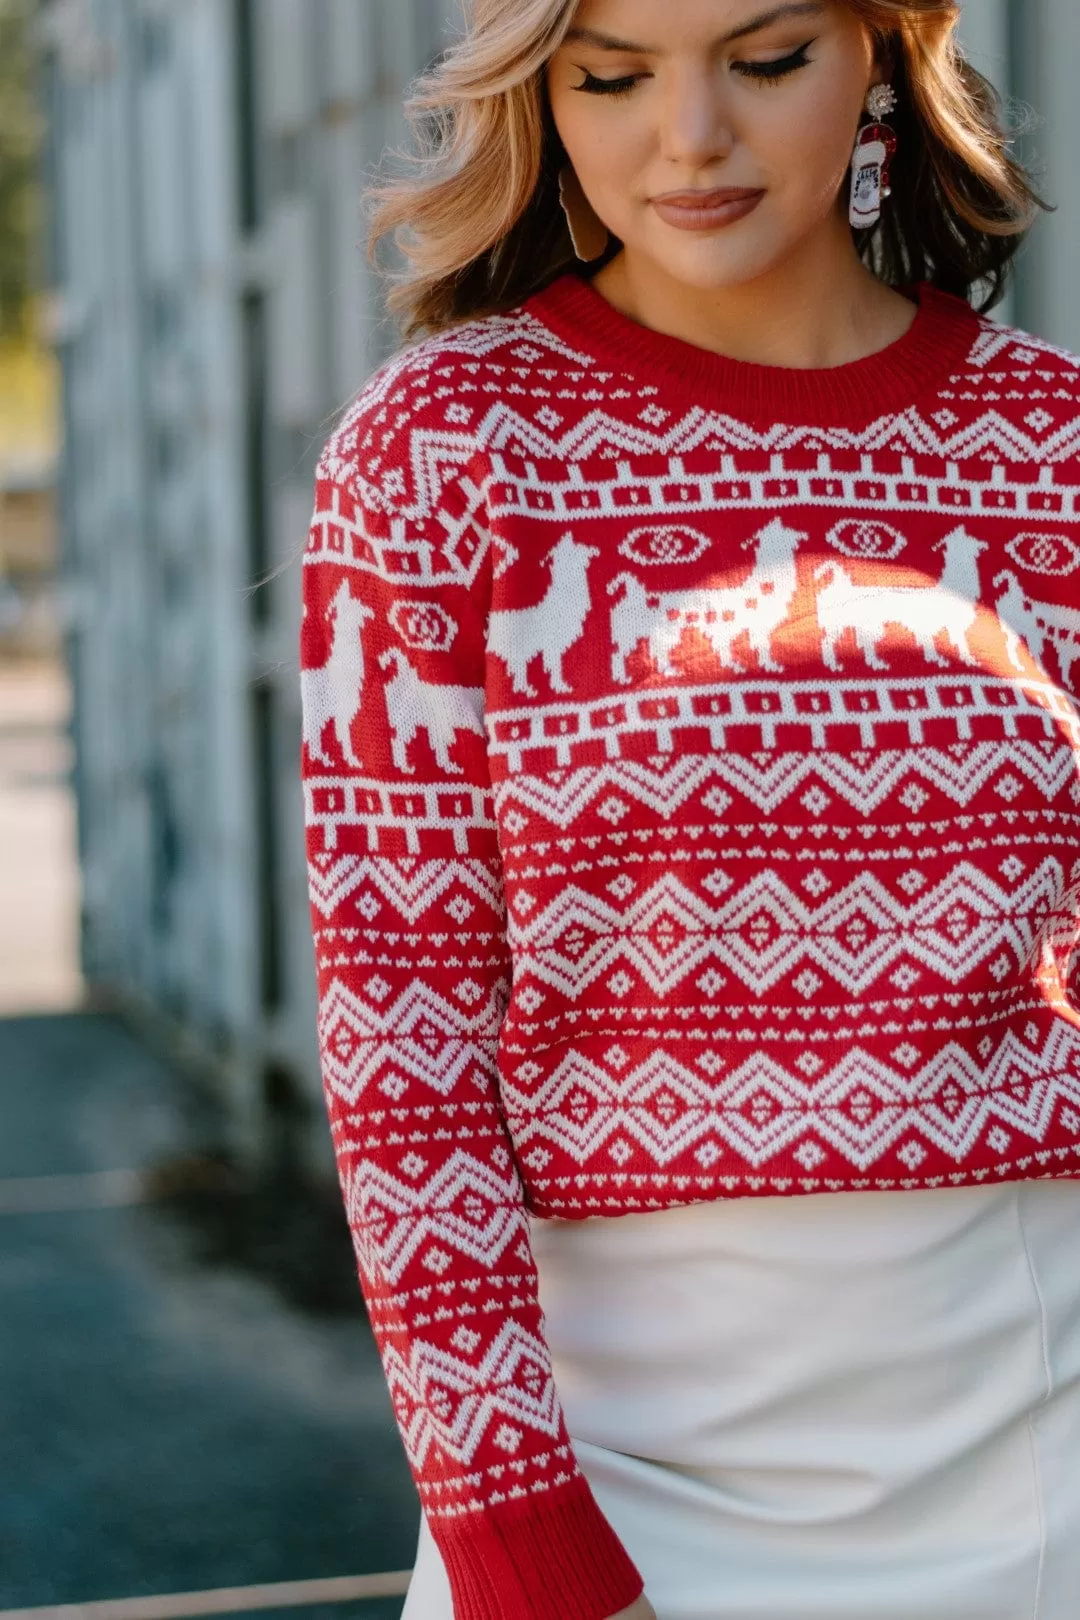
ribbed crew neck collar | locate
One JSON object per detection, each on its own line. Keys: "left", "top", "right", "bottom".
{"left": 523, "top": 271, "right": 980, "bottom": 428}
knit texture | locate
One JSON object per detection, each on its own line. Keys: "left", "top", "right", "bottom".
{"left": 299, "top": 275, "right": 1080, "bottom": 1619}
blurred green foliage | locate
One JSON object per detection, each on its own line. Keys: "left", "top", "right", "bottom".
{"left": 0, "top": 0, "right": 42, "bottom": 339}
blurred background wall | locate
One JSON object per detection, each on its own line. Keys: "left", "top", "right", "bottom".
{"left": 30, "top": 0, "right": 456, "bottom": 1174}
{"left": 21, "top": 0, "right": 1075, "bottom": 1176}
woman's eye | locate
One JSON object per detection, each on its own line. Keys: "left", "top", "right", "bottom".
{"left": 734, "top": 41, "right": 815, "bottom": 82}
{"left": 572, "top": 69, "right": 642, "bottom": 98}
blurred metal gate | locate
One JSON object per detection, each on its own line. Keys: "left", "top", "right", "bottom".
{"left": 39, "top": 0, "right": 453, "bottom": 1168}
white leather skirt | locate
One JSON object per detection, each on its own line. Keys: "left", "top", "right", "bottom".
{"left": 403, "top": 1181, "right": 1080, "bottom": 1618}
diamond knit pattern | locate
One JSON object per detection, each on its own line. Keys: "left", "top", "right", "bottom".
{"left": 298, "top": 276, "right": 1080, "bottom": 1620}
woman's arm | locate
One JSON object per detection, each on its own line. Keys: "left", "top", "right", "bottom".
{"left": 299, "top": 428, "right": 643, "bottom": 1620}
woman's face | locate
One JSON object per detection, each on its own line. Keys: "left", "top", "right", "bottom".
{"left": 546, "top": 0, "right": 883, "bottom": 291}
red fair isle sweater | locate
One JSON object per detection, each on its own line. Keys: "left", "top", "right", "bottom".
{"left": 299, "top": 275, "right": 1080, "bottom": 1620}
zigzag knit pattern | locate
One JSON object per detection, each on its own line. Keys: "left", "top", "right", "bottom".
{"left": 299, "top": 273, "right": 1080, "bottom": 1620}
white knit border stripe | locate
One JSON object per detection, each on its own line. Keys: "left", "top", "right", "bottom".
{"left": 0, "top": 1572, "right": 414, "bottom": 1620}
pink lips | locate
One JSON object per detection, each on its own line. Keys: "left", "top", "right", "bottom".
{"left": 650, "top": 187, "right": 765, "bottom": 231}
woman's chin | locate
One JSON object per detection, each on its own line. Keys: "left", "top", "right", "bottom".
{"left": 635, "top": 232, "right": 790, "bottom": 295}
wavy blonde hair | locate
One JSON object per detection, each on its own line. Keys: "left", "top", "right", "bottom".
{"left": 369, "top": 0, "right": 1043, "bottom": 336}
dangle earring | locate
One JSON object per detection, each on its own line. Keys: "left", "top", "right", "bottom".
{"left": 558, "top": 165, "right": 611, "bottom": 262}
{"left": 849, "top": 83, "right": 898, "bottom": 229}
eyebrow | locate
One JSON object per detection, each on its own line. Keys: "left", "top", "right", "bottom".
{"left": 562, "top": 2, "right": 827, "bottom": 54}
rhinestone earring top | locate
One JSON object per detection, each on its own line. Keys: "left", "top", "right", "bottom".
{"left": 866, "top": 82, "right": 898, "bottom": 120}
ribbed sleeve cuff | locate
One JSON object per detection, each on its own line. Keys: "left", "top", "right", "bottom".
{"left": 429, "top": 1475, "right": 644, "bottom": 1620}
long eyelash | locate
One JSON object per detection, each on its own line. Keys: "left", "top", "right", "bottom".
{"left": 735, "top": 41, "right": 815, "bottom": 83}
{"left": 572, "top": 69, "right": 641, "bottom": 98}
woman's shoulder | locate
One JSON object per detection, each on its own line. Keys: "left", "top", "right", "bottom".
{"left": 963, "top": 304, "right": 1080, "bottom": 385}
{"left": 923, "top": 297, "right": 1080, "bottom": 465}
{"left": 317, "top": 292, "right": 585, "bottom": 499}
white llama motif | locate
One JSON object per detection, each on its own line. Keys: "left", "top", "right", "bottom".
{"left": 301, "top": 579, "right": 375, "bottom": 767}
{"left": 607, "top": 516, "right": 805, "bottom": 684}
{"left": 993, "top": 569, "right": 1080, "bottom": 687}
{"left": 378, "top": 646, "right": 485, "bottom": 775}
{"left": 486, "top": 532, "right": 600, "bottom": 697}
{"left": 813, "top": 525, "right": 987, "bottom": 671}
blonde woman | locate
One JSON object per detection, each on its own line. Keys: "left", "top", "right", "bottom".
{"left": 297, "top": 3, "right": 1080, "bottom": 1617}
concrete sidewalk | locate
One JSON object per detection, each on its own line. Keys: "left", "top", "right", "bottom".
{"left": 0, "top": 1013, "right": 417, "bottom": 1620}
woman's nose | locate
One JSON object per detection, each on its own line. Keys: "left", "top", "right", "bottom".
{"left": 657, "top": 70, "right": 735, "bottom": 168}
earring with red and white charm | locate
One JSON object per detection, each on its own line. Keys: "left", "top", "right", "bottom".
{"left": 849, "top": 83, "right": 899, "bottom": 229}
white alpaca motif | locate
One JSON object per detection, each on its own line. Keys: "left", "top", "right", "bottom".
{"left": 378, "top": 647, "right": 485, "bottom": 776}
{"left": 993, "top": 569, "right": 1080, "bottom": 687}
{"left": 813, "top": 526, "right": 987, "bottom": 671}
{"left": 486, "top": 533, "right": 600, "bottom": 698}
{"left": 301, "top": 579, "right": 375, "bottom": 767}
{"left": 607, "top": 517, "right": 805, "bottom": 684}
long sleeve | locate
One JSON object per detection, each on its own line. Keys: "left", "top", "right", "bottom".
{"left": 298, "top": 441, "right": 643, "bottom": 1620}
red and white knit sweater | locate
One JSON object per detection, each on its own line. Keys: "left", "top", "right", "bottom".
{"left": 299, "top": 274, "right": 1080, "bottom": 1620}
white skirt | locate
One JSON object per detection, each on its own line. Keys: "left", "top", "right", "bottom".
{"left": 403, "top": 1181, "right": 1080, "bottom": 1618}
